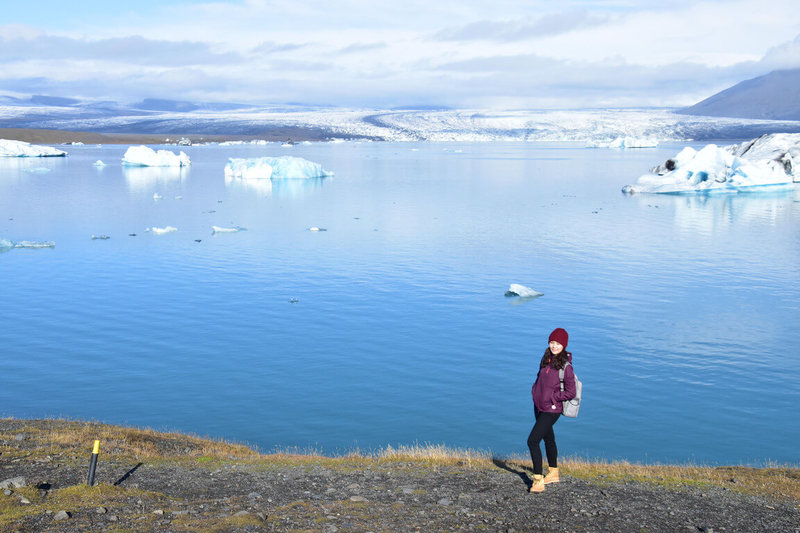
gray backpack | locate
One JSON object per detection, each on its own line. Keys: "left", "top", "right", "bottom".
{"left": 559, "top": 362, "right": 582, "bottom": 418}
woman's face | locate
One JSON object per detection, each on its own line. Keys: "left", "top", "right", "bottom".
{"left": 549, "top": 340, "right": 563, "bottom": 355}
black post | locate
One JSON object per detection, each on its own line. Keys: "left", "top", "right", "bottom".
{"left": 87, "top": 440, "right": 99, "bottom": 486}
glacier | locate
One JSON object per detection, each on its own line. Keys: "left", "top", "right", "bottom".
{"left": 122, "top": 145, "right": 191, "bottom": 167}
{"left": 622, "top": 134, "right": 800, "bottom": 194}
{"left": 224, "top": 156, "right": 333, "bottom": 180}
{"left": 0, "top": 139, "right": 66, "bottom": 157}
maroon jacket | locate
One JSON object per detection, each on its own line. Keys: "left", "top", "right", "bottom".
{"left": 531, "top": 352, "right": 576, "bottom": 414}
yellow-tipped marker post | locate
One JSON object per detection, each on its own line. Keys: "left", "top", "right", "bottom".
{"left": 87, "top": 440, "right": 100, "bottom": 486}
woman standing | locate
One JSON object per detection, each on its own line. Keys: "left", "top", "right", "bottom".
{"left": 527, "top": 327, "right": 576, "bottom": 493}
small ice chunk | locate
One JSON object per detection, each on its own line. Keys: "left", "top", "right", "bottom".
{"left": 505, "top": 284, "right": 543, "bottom": 298}
{"left": 93, "top": 160, "right": 106, "bottom": 166}
{"left": 593, "top": 136, "right": 658, "bottom": 149}
{"left": 308, "top": 227, "right": 327, "bottom": 232}
{"left": 14, "top": 240, "right": 55, "bottom": 249}
{"left": 0, "top": 139, "right": 66, "bottom": 157}
{"left": 147, "top": 226, "right": 177, "bottom": 234}
{"left": 122, "top": 145, "right": 190, "bottom": 167}
{"left": 174, "top": 195, "right": 183, "bottom": 200}
{"left": 91, "top": 235, "right": 110, "bottom": 240}
{"left": 224, "top": 156, "right": 333, "bottom": 180}
{"left": 212, "top": 225, "right": 246, "bottom": 234}
{"left": 153, "top": 193, "right": 163, "bottom": 200}
{"left": 24, "top": 167, "right": 51, "bottom": 174}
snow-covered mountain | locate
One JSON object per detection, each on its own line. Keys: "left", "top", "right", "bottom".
{"left": 677, "top": 69, "right": 800, "bottom": 121}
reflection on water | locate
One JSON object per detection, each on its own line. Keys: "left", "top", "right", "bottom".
{"left": 123, "top": 165, "right": 188, "bottom": 191}
{"left": 225, "top": 175, "right": 327, "bottom": 197}
{"left": 632, "top": 189, "right": 799, "bottom": 237}
{"left": 0, "top": 156, "right": 64, "bottom": 175}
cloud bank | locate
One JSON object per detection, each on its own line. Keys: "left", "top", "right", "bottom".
{"left": 1, "top": 0, "right": 798, "bottom": 108}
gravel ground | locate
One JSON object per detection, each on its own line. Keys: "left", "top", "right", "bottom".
{"left": 1, "top": 420, "right": 798, "bottom": 532}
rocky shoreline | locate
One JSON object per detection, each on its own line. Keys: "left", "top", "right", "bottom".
{"left": 1, "top": 419, "right": 798, "bottom": 532}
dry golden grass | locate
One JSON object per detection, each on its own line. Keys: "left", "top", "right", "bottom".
{"left": 3, "top": 418, "right": 798, "bottom": 504}
{"left": 0, "top": 418, "right": 259, "bottom": 460}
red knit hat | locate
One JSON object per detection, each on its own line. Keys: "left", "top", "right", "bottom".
{"left": 548, "top": 328, "right": 568, "bottom": 349}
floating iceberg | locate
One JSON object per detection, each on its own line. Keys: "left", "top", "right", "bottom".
{"left": 122, "top": 145, "right": 190, "bottom": 167}
{"left": 592, "top": 136, "right": 658, "bottom": 149}
{"left": 0, "top": 139, "right": 66, "bottom": 157}
{"left": 147, "top": 226, "right": 177, "bottom": 234}
{"left": 622, "top": 134, "right": 800, "bottom": 194}
{"left": 504, "top": 284, "right": 543, "bottom": 298}
{"left": 224, "top": 156, "right": 333, "bottom": 180}
{"left": 0, "top": 238, "right": 55, "bottom": 252}
{"left": 212, "top": 225, "right": 246, "bottom": 234}
{"left": 94, "top": 160, "right": 106, "bottom": 166}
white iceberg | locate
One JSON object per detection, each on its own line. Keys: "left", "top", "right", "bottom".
{"left": 593, "top": 136, "right": 658, "bottom": 149}
{"left": 504, "top": 284, "right": 543, "bottom": 298}
{"left": 212, "top": 225, "right": 246, "bottom": 234}
{"left": 122, "top": 145, "right": 190, "bottom": 167}
{"left": 147, "top": 226, "right": 178, "bottom": 234}
{"left": 0, "top": 238, "right": 55, "bottom": 252}
{"left": 224, "top": 156, "right": 333, "bottom": 180}
{"left": 94, "top": 160, "right": 106, "bottom": 166}
{"left": 622, "top": 134, "right": 799, "bottom": 194}
{"left": 0, "top": 139, "right": 66, "bottom": 157}
{"left": 153, "top": 193, "right": 163, "bottom": 200}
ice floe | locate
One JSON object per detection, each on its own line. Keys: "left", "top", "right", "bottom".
{"left": 212, "top": 225, "right": 246, "bottom": 234}
{"left": 224, "top": 156, "right": 333, "bottom": 180}
{"left": 146, "top": 226, "right": 178, "bottom": 234}
{"left": 122, "top": 145, "right": 191, "bottom": 167}
{"left": 591, "top": 136, "right": 658, "bottom": 149}
{"left": 0, "top": 238, "right": 55, "bottom": 252}
{"left": 504, "top": 284, "right": 543, "bottom": 298}
{"left": 0, "top": 139, "right": 66, "bottom": 157}
{"left": 622, "top": 134, "right": 800, "bottom": 194}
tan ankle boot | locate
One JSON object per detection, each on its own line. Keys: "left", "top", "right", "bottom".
{"left": 543, "top": 467, "right": 560, "bottom": 484}
{"left": 529, "top": 474, "right": 545, "bottom": 493}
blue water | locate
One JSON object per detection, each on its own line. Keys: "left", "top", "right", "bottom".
{"left": 1, "top": 141, "right": 798, "bottom": 466}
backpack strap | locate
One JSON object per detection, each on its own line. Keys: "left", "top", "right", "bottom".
{"left": 559, "top": 362, "right": 572, "bottom": 391}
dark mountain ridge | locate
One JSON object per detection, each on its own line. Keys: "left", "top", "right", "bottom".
{"left": 677, "top": 68, "right": 800, "bottom": 121}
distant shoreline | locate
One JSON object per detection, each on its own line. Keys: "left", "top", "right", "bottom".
{"left": 0, "top": 126, "right": 348, "bottom": 145}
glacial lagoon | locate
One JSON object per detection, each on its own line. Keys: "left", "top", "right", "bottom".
{"left": 1, "top": 141, "right": 798, "bottom": 465}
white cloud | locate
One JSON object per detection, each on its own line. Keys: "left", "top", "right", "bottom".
{"left": 0, "top": 1, "right": 799, "bottom": 108}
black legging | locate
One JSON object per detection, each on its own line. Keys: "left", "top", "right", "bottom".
{"left": 527, "top": 408, "right": 560, "bottom": 475}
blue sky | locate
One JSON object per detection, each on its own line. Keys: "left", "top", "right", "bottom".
{"left": 2, "top": 0, "right": 799, "bottom": 108}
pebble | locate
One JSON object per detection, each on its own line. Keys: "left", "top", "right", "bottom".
{"left": 350, "top": 496, "right": 368, "bottom": 502}
{"left": 53, "top": 510, "right": 70, "bottom": 521}
{"left": 14, "top": 434, "right": 25, "bottom": 441}
{"left": 248, "top": 491, "right": 262, "bottom": 499}
{"left": 438, "top": 498, "right": 452, "bottom": 505}
{"left": 0, "top": 476, "right": 26, "bottom": 489}
{"left": 233, "top": 510, "right": 251, "bottom": 517}
{"left": 96, "top": 507, "right": 107, "bottom": 514}
{"left": 19, "top": 497, "right": 31, "bottom": 504}
{"left": 153, "top": 509, "right": 164, "bottom": 515}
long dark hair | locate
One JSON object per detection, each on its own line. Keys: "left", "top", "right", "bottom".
{"left": 539, "top": 348, "right": 570, "bottom": 371}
